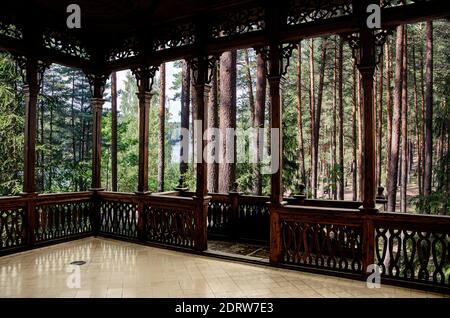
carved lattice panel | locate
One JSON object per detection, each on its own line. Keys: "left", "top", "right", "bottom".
{"left": 210, "top": 6, "right": 265, "bottom": 39}
{"left": 144, "top": 205, "right": 195, "bottom": 248}
{"left": 152, "top": 22, "right": 195, "bottom": 52}
{"left": 280, "top": 220, "right": 363, "bottom": 273}
{"left": 0, "top": 208, "right": 25, "bottom": 249}
{"left": 207, "top": 200, "right": 231, "bottom": 235}
{"left": 286, "top": 0, "right": 353, "bottom": 26}
{"left": 100, "top": 201, "right": 138, "bottom": 238}
{"left": 106, "top": 37, "right": 138, "bottom": 62}
{"left": 375, "top": 227, "right": 450, "bottom": 286}
{"left": 43, "top": 29, "right": 91, "bottom": 60}
{"left": 35, "top": 201, "right": 92, "bottom": 242}
{"left": 0, "top": 22, "right": 23, "bottom": 39}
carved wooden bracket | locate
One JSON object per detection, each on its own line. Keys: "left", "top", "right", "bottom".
{"left": 13, "top": 55, "right": 50, "bottom": 89}
{"left": 131, "top": 65, "right": 159, "bottom": 92}
{"left": 188, "top": 55, "right": 219, "bottom": 86}
{"left": 342, "top": 27, "right": 394, "bottom": 68}
{"left": 254, "top": 42, "right": 296, "bottom": 78}
{"left": 86, "top": 73, "right": 110, "bottom": 98}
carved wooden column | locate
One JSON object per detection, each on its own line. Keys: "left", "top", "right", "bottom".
{"left": 86, "top": 74, "right": 108, "bottom": 235}
{"left": 190, "top": 55, "right": 215, "bottom": 251}
{"left": 87, "top": 74, "right": 108, "bottom": 190}
{"left": 15, "top": 54, "right": 47, "bottom": 246}
{"left": 132, "top": 66, "right": 157, "bottom": 194}
{"left": 268, "top": 45, "right": 283, "bottom": 204}
{"left": 20, "top": 57, "right": 42, "bottom": 195}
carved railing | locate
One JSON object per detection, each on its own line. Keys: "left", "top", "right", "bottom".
{"left": 204, "top": 190, "right": 385, "bottom": 243}
{"left": 270, "top": 205, "right": 364, "bottom": 276}
{"left": 97, "top": 192, "right": 206, "bottom": 250}
{"left": 0, "top": 196, "right": 27, "bottom": 253}
{"left": 0, "top": 192, "right": 93, "bottom": 255}
{"left": 34, "top": 192, "right": 93, "bottom": 243}
{"left": 270, "top": 204, "right": 450, "bottom": 292}
{"left": 98, "top": 192, "right": 138, "bottom": 239}
{"left": 373, "top": 213, "right": 450, "bottom": 289}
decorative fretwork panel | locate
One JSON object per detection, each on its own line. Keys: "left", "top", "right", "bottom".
{"left": 43, "top": 29, "right": 91, "bottom": 60}
{"left": 375, "top": 227, "right": 450, "bottom": 286}
{"left": 152, "top": 22, "right": 195, "bottom": 52}
{"left": 144, "top": 205, "right": 195, "bottom": 248}
{"left": 286, "top": 0, "right": 353, "bottom": 26}
{"left": 0, "top": 22, "right": 23, "bottom": 39}
{"left": 35, "top": 201, "right": 92, "bottom": 242}
{"left": 280, "top": 221, "right": 363, "bottom": 273}
{"left": 207, "top": 200, "right": 231, "bottom": 235}
{"left": 106, "top": 37, "right": 139, "bottom": 62}
{"left": 100, "top": 201, "right": 138, "bottom": 238}
{"left": 0, "top": 208, "right": 26, "bottom": 249}
{"left": 210, "top": 6, "right": 265, "bottom": 39}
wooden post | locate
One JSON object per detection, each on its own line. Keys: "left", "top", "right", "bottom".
{"left": 91, "top": 97, "right": 104, "bottom": 190}
{"left": 354, "top": 1, "right": 378, "bottom": 213}
{"left": 362, "top": 217, "right": 375, "bottom": 278}
{"left": 229, "top": 185, "right": 242, "bottom": 240}
{"left": 269, "top": 206, "right": 281, "bottom": 263}
{"left": 191, "top": 54, "right": 212, "bottom": 251}
{"left": 17, "top": 54, "right": 46, "bottom": 246}
{"left": 22, "top": 58, "right": 39, "bottom": 195}
{"left": 87, "top": 74, "right": 108, "bottom": 234}
{"left": 268, "top": 47, "right": 283, "bottom": 205}
{"left": 133, "top": 67, "right": 156, "bottom": 194}
{"left": 87, "top": 74, "right": 107, "bottom": 190}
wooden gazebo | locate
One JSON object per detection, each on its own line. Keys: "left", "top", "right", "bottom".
{"left": 1, "top": 0, "right": 450, "bottom": 293}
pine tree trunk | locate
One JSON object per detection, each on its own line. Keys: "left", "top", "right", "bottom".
{"left": 180, "top": 60, "right": 190, "bottom": 179}
{"left": 419, "top": 23, "right": 426, "bottom": 196}
{"left": 219, "top": 51, "right": 237, "bottom": 193}
{"left": 332, "top": 38, "right": 337, "bottom": 200}
{"left": 157, "top": 63, "right": 166, "bottom": 192}
{"left": 296, "top": 42, "right": 306, "bottom": 186}
{"left": 387, "top": 25, "right": 404, "bottom": 213}
{"left": 352, "top": 63, "right": 358, "bottom": 201}
{"left": 423, "top": 21, "right": 433, "bottom": 208}
{"left": 412, "top": 36, "right": 422, "bottom": 196}
{"left": 309, "top": 39, "right": 315, "bottom": 195}
{"left": 378, "top": 46, "right": 384, "bottom": 188}
{"left": 337, "top": 38, "right": 344, "bottom": 200}
{"left": 312, "top": 38, "right": 327, "bottom": 198}
{"left": 111, "top": 72, "right": 118, "bottom": 192}
{"left": 254, "top": 52, "right": 266, "bottom": 195}
{"left": 244, "top": 49, "right": 255, "bottom": 127}
{"left": 400, "top": 28, "right": 408, "bottom": 213}
{"left": 207, "top": 66, "right": 219, "bottom": 193}
{"left": 385, "top": 40, "right": 393, "bottom": 195}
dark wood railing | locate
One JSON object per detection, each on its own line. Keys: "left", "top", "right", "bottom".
{"left": 269, "top": 203, "right": 450, "bottom": 292}
{"left": 97, "top": 191, "right": 206, "bottom": 250}
{"left": 1, "top": 190, "right": 449, "bottom": 292}
{"left": 0, "top": 192, "right": 93, "bottom": 255}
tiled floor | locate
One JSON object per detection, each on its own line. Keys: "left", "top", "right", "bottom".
{"left": 0, "top": 237, "right": 447, "bottom": 298}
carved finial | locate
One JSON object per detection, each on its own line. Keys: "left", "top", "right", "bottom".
{"left": 230, "top": 182, "right": 239, "bottom": 193}
{"left": 298, "top": 183, "right": 306, "bottom": 195}
{"left": 377, "top": 186, "right": 385, "bottom": 199}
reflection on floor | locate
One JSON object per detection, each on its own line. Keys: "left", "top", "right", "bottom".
{"left": 0, "top": 237, "right": 447, "bottom": 298}
{"left": 207, "top": 240, "right": 269, "bottom": 261}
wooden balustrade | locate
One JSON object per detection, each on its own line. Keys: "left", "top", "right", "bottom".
{"left": 0, "top": 196, "right": 27, "bottom": 254}
{"left": 97, "top": 191, "right": 206, "bottom": 250}
{"left": 372, "top": 213, "right": 450, "bottom": 289}
{"left": 1, "top": 190, "right": 449, "bottom": 292}
{"left": 269, "top": 204, "right": 450, "bottom": 292}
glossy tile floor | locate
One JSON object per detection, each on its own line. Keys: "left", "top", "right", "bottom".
{"left": 0, "top": 237, "right": 447, "bottom": 298}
